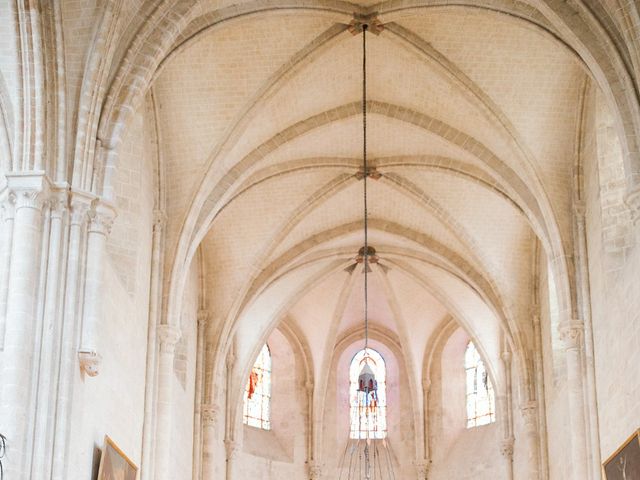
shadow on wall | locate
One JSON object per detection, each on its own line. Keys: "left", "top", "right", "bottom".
{"left": 92, "top": 444, "right": 102, "bottom": 480}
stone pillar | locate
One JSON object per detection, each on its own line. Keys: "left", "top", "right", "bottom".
{"left": 51, "top": 194, "right": 91, "bottom": 480}
{"left": 0, "top": 192, "right": 15, "bottom": 347}
{"left": 560, "top": 321, "right": 589, "bottom": 480}
{"left": 521, "top": 402, "right": 541, "bottom": 480}
{"left": 0, "top": 174, "right": 48, "bottom": 478}
{"left": 201, "top": 403, "right": 219, "bottom": 480}
{"left": 192, "top": 310, "right": 209, "bottom": 480}
{"left": 224, "top": 438, "right": 238, "bottom": 480}
{"left": 141, "top": 210, "right": 165, "bottom": 480}
{"left": 501, "top": 437, "right": 515, "bottom": 480}
{"left": 31, "top": 193, "right": 68, "bottom": 479}
{"left": 155, "top": 324, "right": 181, "bottom": 480}
{"left": 78, "top": 201, "right": 115, "bottom": 376}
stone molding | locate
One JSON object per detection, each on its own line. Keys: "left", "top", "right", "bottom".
{"left": 78, "top": 349, "right": 102, "bottom": 377}
{"left": 559, "top": 321, "right": 584, "bottom": 351}
{"left": 157, "top": 325, "right": 181, "bottom": 354}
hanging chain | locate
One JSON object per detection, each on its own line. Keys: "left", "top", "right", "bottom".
{"left": 362, "top": 24, "right": 369, "bottom": 351}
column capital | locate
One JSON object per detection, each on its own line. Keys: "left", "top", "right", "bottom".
{"left": 308, "top": 461, "right": 322, "bottom": 480}
{"left": 153, "top": 208, "right": 166, "bottom": 231}
{"left": 0, "top": 191, "right": 16, "bottom": 221}
{"left": 6, "top": 172, "right": 50, "bottom": 211}
{"left": 415, "top": 459, "right": 430, "bottom": 479}
{"left": 500, "top": 437, "right": 515, "bottom": 460}
{"left": 625, "top": 183, "right": 640, "bottom": 224}
{"left": 520, "top": 401, "right": 538, "bottom": 428}
{"left": 88, "top": 201, "right": 116, "bottom": 235}
{"left": 197, "top": 309, "right": 210, "bottom": 328}
{"left": 224, "top": 439, "right": 238, "bottom": 460}
{"left": 78, "top": 349, "right": 102, "bottom": 377}
{"left": 201, "top": 403, "right": 219, "bottom": 427}
{"left": 500, "top": 349, "right": 512, "bottom": 364}
{"left": 48, "top": 190, "right": 69, "bottom": 219}
{"left": 157, "top": 325, "right": 181, "bottom": 354}
{"left": 573, "top": 200, "right": 586, "bottom": 218}
{"left": 305, "top": 380, "right": 314, "bottom": 394}
{"left": 559, "top": 321, "right": 584, "bottom": 350}
{"left": 69, "top": 191, "right": 94, "bottom": 226}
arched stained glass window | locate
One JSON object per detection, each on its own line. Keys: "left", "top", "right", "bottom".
{"left": 349, "top": 348, "right": 387, "bottom": 439}
{"left": 243, "top": 344, "right": 271, "bottom": 430}
{"left": 465, "top": 341, "right": 495, "bottom": 428}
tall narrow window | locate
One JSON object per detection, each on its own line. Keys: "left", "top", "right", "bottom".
{"left": 243, "top": 344, "right": 271, "bottom": 429}
{"left": 349, "top": 348, "right": 387, "bottom": 439}
{"left": 465, "top": 341, "right": 495, "bottom": 428}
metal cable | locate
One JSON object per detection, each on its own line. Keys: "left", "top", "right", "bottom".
{"left": 362, "top": 23, "right": 369, "bottom": 351}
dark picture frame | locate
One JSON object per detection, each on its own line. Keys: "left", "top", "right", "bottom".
{"left": 97, "top": 436, "right": 138, "bottom": 480}
{"left": 603, "top": 429, "right": 640, "bottom": 480}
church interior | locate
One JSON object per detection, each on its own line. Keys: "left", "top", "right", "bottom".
{"left": 1, "top": 1, "right": 640, "bottom": 479}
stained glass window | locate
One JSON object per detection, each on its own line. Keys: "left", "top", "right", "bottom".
{"left": 465, "top": 341, "right": 495, "bottom": 428}
{"left": 243, "top": 344, "right": 271, "bottom": 430}
{"left": 349, "top": 348, "right": 387, "bottom": 439}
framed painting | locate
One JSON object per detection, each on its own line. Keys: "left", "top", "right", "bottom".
{"left": 603, "top": 429, "right": 640, "bottom": 480}
{"left": 97, "top": 436, "right": 138, "bottom": 480}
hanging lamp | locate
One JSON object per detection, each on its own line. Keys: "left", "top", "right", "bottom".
{"left": 337, "top": 21, "right": 397, "bottom": 480}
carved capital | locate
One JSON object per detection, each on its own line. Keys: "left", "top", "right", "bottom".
{"left": 559, "top": 321, "right": 584, "bottom": 350}
{"left": 48, "top": 191, "right": 69, "bottom": 220}
{"left": 520, "top": 401, "right": 538, "bottom": 429}
{"left": 88, "top": 202, "right": 116, "bottom": 235}
{"left": 308, "top": 461, "right": 322, "bottom": 480}
{"left": 500, "top": 350, "right": 512, "bottom": 364}
{"left": 573, "top": 200, "right": 586, "bottom": 219}
{"left": 5, "top": 173, "right": 50, "bottom": 212}
{"left": 201, "top": 403, "right": 219, "bottom": 427}
{"left": 197, "top": 310, "right": 210, "bottom": 328}
{"left": 152, "top": 208, "right": 166, "bottom": 232}
{"left": 69, "top": 193, "right": 93, "bottom": 226}
{"left": 625, "top": 183, "right": 640, "bottom": 224}
{"left": 13, "top": 188, "right": 46, "bottom": 211}
{"left": 157, "top": 325, "right": 181, "bottom": 354}
{"left": 305, "top": 380, "right": 314, "bottom": 394}
{"left": 224, "top": 439, "right": 238, "bottom": 460}
{"left": 500, "top": 437, "right": 515, "bottom": 459}
{"left": 0, "top": 192, "right": 16, "bottom": 222}
{"left": 415, "top": 459, "right": 430, "bottom": 479}
{"left": 78, "top": 349, "right": 102, "bottom": 377}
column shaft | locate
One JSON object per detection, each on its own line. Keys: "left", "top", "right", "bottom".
{"left": 155, "top": 325, "right": 181, "bottom": 480}
{"left": 561, "top": 324, "right": 589, "bottom": 480}
{"left": 1, "top": 181, "right": 46, "bottom": 479}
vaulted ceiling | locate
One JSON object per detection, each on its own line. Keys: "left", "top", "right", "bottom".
{"left": 147, "top": 4, "right": 587, "bottom": 391}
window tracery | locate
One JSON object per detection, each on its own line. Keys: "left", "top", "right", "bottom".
{"left": 465, "top": 341, "right": 495, "bottom": 428}
{"left": 349, "top": 348, "right": 387, "bottom": 439}
{"left": 243, "top": 344, "right": 271, "bottom": 430}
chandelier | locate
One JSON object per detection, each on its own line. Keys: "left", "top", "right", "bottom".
{"left": 337, "top": 20, "right": 397, "bottom": 480}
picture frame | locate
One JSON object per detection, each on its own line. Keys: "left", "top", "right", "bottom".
{"left": 97, "top": 436, "right": 138, "bottom": 480}
{"left": 603, "top": 429, "right": 640, "bottom": 480}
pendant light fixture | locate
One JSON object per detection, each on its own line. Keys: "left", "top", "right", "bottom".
{"left": 337, "top": 20, "right": 397, "bottom": 480}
